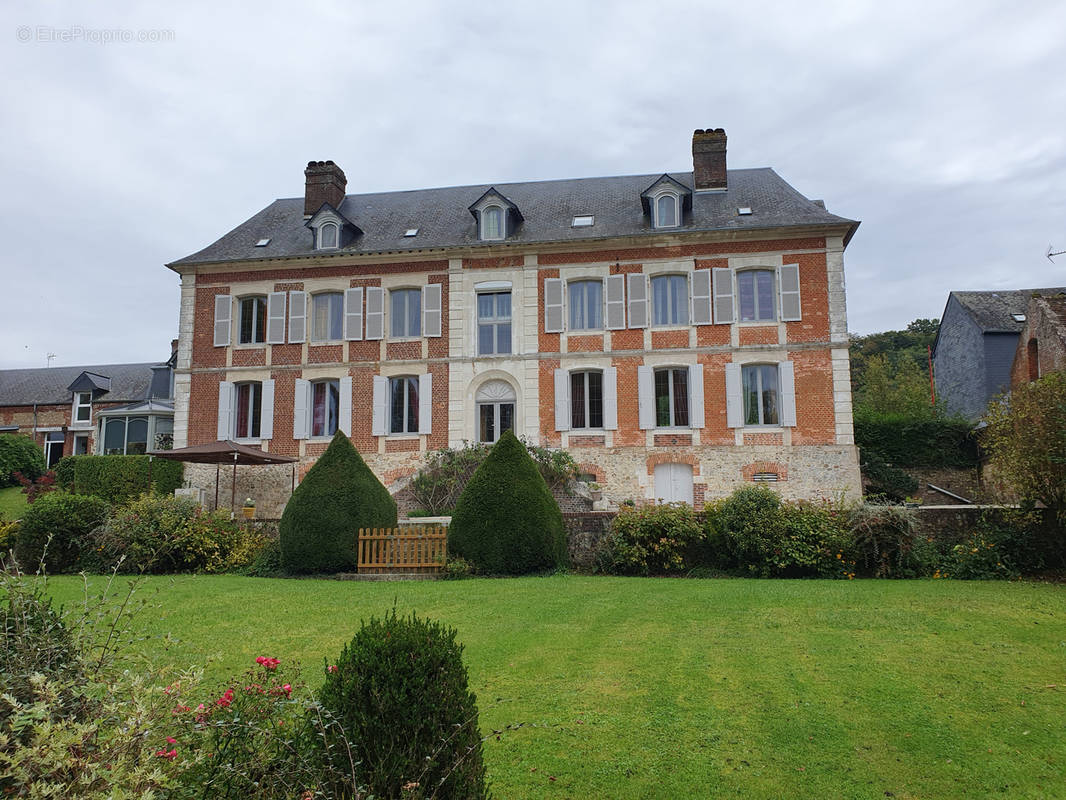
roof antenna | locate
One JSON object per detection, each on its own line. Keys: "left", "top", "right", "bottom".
{"left": 46, "top": 352, "right": 56, "bottom": 368}
{"left": 1047, "top": 244, "right": 1065, "bottom": 262}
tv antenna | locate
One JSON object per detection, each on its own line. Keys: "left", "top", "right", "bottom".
{"left": 1047, "top": 244, "right": 1065, "bottom": 262}
{"left": 46, "top": 352, "right": 56, "bottom": 368}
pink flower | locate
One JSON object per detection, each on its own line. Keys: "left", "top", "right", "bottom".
{"left": 282, "top": 684, "right": 292, "bottom": 696}
{"left": 166, "top": 736, "right": 178, "bottom": 745}
{"left": 255, "top": 656, "right": 280, "bottom": 670}
{"left": 216, "top": 688, "right": 234, "bottom": 708}
{"left": 327, "top": 665, "right": 338, "bottom": 673}
{"left": 155, "top": 748, "right": 178, "bottom": 760}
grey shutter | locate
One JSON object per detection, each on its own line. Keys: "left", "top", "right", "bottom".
{"left": 288, "top": 291, "right": 307, "bottom": 343}
{"left": 371, "top": 375, "right": 388, "bottom": 435}
{"left": 725, "top": 363, "right": 743, "bottom": 428}
{"left": 606, "top": 274, "right": 626, "bottom": 330}
{"left": 603, "top": 366, "right": 618, "bottom": 430}
{"left": 554, "top": 368, "right": 570, "bottom": 431}
{"left": 779, "top": 361, "right": 797, "bottom": 427}
{"left": 423, "top": 284, "right": 442, "bottom": 338}
{"left": 339, "top": 376, "right": 352, "bottom": 436}
{"left": 344, "top": 288, "right": 364, "bottom": 341}
{"left": 688, "top": 364, "right": 705, "bottom": 428}
{"left": 779, "top": 264, "right": 802, "bottom": 322}
{"left": 266, "top": 293, "right": 286, "bottom": 344}
{"left": 366, "top": 287, "right": 384, "bottom": 340}
{"left": 418, "top": 373, "right": 433, "bottom": 434}
{"left": 293, "top": 379, "right": 310, "bottom": 440}
{"left": 713, "top": 268, "right": 734, "bottom": 325}
{"left": 544, "top": 278, "right": 564, "bottom": 333}
{"left": 637, "top": 365, "right": 655, "bottom": 429}
{"left": 627, "top": 274, "right": 647, "bottom": 328}
{"left": 260, "top": 379, "right": 275, "bottom": 439}
{"left": 213, "top": 295, "right": 232, "bottom": 347}
{"left": 691, "top": 270, "right": 712, "bottom": 325}
{"left": 216, "top": 381, "right": 233, "bottom": 440}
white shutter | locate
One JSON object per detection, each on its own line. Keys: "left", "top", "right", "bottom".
{"left": 266, "top": 293, "right": 286, "bottom": 344}
{"left": 216, "top": 381, "right": 234, "bottom": 440}
{"left": 606, "top": 274, "right": 626, "bottom": 330}
{"left": 779, "top": 361, "right": 797, "bottom": 427}
{"left": 339, "top": 376, "right": 352, "bottom": 436}
{"left": 713, "top": 268, "right": 734, "bottom": 325}
{"left": 725, "top": 363, "right": 743, "bottom": 428}
{"left": 418, "top": 373, "right": 433, "bottom": 434}
{"left": 293, "top": 379, "right": 310, "bottom": 440}
{"left": 344, "top": 287, "right": 364, "bottom": 341}
{"left": 366, "top": 287, "right": 384, "bottom": 340}
{"left": 779, "top": 264, "right": 802, "bottom": 322}
{"left": 213, "top": 295, "right": 232, "bottom": 347}
{"left": 554, "top": 368, "right": 570, "bottom": 431}
{"left": 688, "top": 363, "right": 705, "bottom": 428}
{"left": 627, "top": 274, "right": 648, "bottom": 328}
{"left": 288, "top": 291, "right": 307, "bottom": 343}
{"left": 637, "top": 365, "right": 655, "bottom": 429}
{"left": 423, "top": 284, "right": 442, "bottom": 338}
{"left": 371, "top": 375, "right": 388, "bottom": 435}
{"left": 544, "top": 278, "right": 564, "bottom": 333}
{"left": 603, "top": 366, "right": 618, "bottom": 430}
{"left": 691, "top": 270, "right": 712, "bottom": 325}
{"left": 259, "top": 380, "right": 275, "bottom": 439}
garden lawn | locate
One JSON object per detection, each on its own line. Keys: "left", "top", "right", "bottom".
{"left": 0, "top": 486, "right": 27, "bottom": 519}
{"left": 44, "top": 575, "right": 1066, "bottom": 799}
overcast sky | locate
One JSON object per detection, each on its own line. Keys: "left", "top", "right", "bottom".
{"left": 2, "top": 0, "right": 1064, "bottom": 369}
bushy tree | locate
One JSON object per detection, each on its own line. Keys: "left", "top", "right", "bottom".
{"left": 13, "top": 492, "right": 110, "bottom": 573}
{"left": 0, "top": 434, "right": 45, "bottom": 487}
{"left": 280, "top": 431, "right": 396, "bottom": 574}
{"left": 448, "top": 429, "right": 567, "bottom": 575}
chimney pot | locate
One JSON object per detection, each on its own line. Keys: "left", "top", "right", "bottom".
{"left": 692, "top": 128, "right": 727, "bottom": 191}
{"left": 304, "top": 160, "right": 347, "bottom": 216}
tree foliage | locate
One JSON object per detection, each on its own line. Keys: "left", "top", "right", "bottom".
{"left": 0, "top": 434, "right": 45, "bottom": 487}
{"left": 850, "top": 318, "right": 938, "bottom": 412}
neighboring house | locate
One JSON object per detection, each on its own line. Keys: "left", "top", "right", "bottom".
{"left": 168, "top": 127, "right": 862, "bottom": 512}
{"left": 1010, "top": 291, "right": 1066, "bottom": 389}
{"left": 933, "top": 288, "right": 1066, "bottom": 420}
{"left": 0, "top": 348, "right": 176, "bottom": 467}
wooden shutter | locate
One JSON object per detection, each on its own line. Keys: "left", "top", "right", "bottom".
{"left": 712, "top": 268, "right": 734, "bottom": 325}
{"left": 688, "top": 364, "right": 705, "bottom": 428}
{"left": 725, "top": 363, "right": 743, "bottom": 428}
{"left": 213, "top": 295, "right": 232, "bottom": 347}
{"left": 605, "top": 274, "right": 626, "bottom": 330}
{"left": 423, "top": 284, "right": 442, "bottom": 338}
{"left": 344, "top": 288, "right": 363, "bottom": 341}
{"left": 603, "top": 366, "right": 618, "bottom": 430}
{"left": 366, "top": 287, "right": 384, "bottom": 340}
{"left": 260, "top": 380, "right": 275, "bottom": 439}
{"left": 544, "top": 278, "right": 564, "bottom": 333}
{"left": 288, "top": 291, "right": 307, "bottom": 343}
{"left": 627, "top": 274, "right": 648, "bottom": 328}
{"left": 779, "top": 264, "right": 802, "bottom": 322}
{"left": 554, "top": 368, "right": 570, "bottom": 431}
{"left": 779, "top": 361, "right": 797, "bottom": 427}
{"left": 691, "top": 270, "right": 712, "bottom": 325}
{"left": 338, "top": 376, "right": 352, "bottom": 436}
{"left": 418, "top": 373, "right": 433, "bottom": 434}
{"left": 266, "top": 293, "right": 286, "bottom": 344}
{"left": 216, "top": 381, "right": 233, "bottom": 440}
{"left": 293, "top": 379, "right": 310, "bottom": 440}
{"left": 371, "top": 375, "right": 388, "bottom": 435}
{"left": 637, "top": 365, "right": 655, "bottom": 429}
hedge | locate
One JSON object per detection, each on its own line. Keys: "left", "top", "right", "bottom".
{"left": 853, "top": 412, "right": 978, "bottom": 468}
{"left": 53, "top": 455, "right": 184, "bottom": 504}
{"left": 0, "top": 434, "right": 45, "bottom": 487}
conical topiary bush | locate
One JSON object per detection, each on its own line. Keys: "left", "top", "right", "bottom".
{"left": 448, "top": 429, "right": 567, "bottom": 575}
{"left": 280, "top": 431, "right": 397, "bottom": 574}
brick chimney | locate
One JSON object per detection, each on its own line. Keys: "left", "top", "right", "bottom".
{"left": 304, "top": 160, "right": 347, "bottom": 217}
{"left": 692, "top": 128, "right": 727, "bottom": 192}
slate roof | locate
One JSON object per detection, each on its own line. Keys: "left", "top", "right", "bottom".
{"left": 0, "top": 363, "right": 166, "bottom": 407}
{"left": 170, "top": 168, "right": 858, "bottom": 268}
{"left": 951, "top": 289, "right": 1066, "bottom": 334}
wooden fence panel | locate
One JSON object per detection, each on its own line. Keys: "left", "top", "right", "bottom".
{"left": 357, "top": 526, "right": 447, "bottom": 574}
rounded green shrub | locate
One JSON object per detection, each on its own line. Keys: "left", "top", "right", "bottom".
{"left": 599, "top": 502, "right": 703, "bottom": 575}
{"left": 317, "top": 609, "right": 487, "bottom": 800}
{"left": 13, "top": 492, "right": 110, "bottom": 573}
{"left": 0, "top": 434, "right": 45, "bottom": 487}
{"left": 448, "top": 429, "right": 566, "bottom": 575}
{"left": 280, "top": 431, "right": 397, "bottom": 574}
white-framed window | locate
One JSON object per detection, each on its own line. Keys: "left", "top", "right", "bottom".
{"left": 238, "top": 296, "right": 267, "bottom": 344}
{"left": 390, "top": 288, "right": 422, "bottom": 338}
{"left": 742, "top": 364, "right": 780, "bottom": 426}
{"left": 569, "top": 280, "right": 603, "bottom": 331}
{"left": 311, "top": 379, "right": 340, "bottom": 437}
{"left": 477, "top": 291, "right": 511, "bottom": 355}
{"left": 389, "top": 376, "right": 419, "bottom": 434}
{"left": 476, "top": 380, "right": 515, "bottom": 443}
{"left": 737, "top": 270, "right": 776, "bottom": 322}
{"left": 654, "top": 367, "right": 690, "bottom": 428}
{"left": 234, "top": 382, "right": 262, "bottom": 439}
{"left": 651, "top": 274, "right": 688, "bottom": 326}
{"left": 311, "top": 292, "right": 344, "bottom": 342}
{"left": 73, "top": 434, "right": 89, "bottom": 455}
{"left": 570, "top": 370, "right": 603, "bottom": 429}
{"left": 103, "top": 416, "right": 149, "bottom": 455}
{"left": 654, "top": 192, "right": 680, "bottom": 228}
{"left": 480, "top": 205, "right": 504, "bottom": 241}
{"left": 319, "top": 221, "right": 339, "bottom": 249}
{"left": 73, "top": 392, "right": 92, "bottom": 425}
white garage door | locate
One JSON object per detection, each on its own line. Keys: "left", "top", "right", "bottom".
{"left": 654, "top": 462, "right": 694, "bottom": 505}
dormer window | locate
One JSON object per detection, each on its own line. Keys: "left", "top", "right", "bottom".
{"left": 482, "top": 206, "right": 503, "bottom": 241}
{"left": 655, "top": 193, "right": 679, "bottom": 228}
{"left": 305, "top": 204, "right": 362, "bottom": 251}
{"left": 641, "top": 174, "right": 692, "bottom": 230}
{"left": 319, "top": 221, "right": 339, "bottom": 249}
{"left": 73, "top": 392, "right": 92, "bottom": 426}
{"left": 469, "top": 187, "right": 522, "bottom": 243}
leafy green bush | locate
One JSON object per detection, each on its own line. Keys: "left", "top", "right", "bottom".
{"left": 448, "top": 430, "right": 566, "bottom": 575}
{"left": 280, "top": 431, "right": 397, "bottom": 574}
{"left": 13, "top": 492, "right": 110, "bottom": 573}
{"left": 859, "top": 449, "right": 919, "bottom": 502}
{"left": 941, "top": 532, "right": 1017, "bottom": 580}
{"left": 317, "top": 610, "right": 487, "bottom": 800}
{"left": 243, "top": 537, "right": 284, "bottom": 577}
{"left": 53, "top": 455, "right": 184, "bottom": 504}
{"left": 854, "top": 409, "right": 978, "bottom": 468}
{"left": 845, "top": 503, "right": 925, "bottom": 578}
{"left": 439, "top": 554, "right": 474, "bottom": 580}
{"left": 0, "top": 434, "right": 45, "bottom": 487}
{"left": 598, "top": 502, "right": 703, "bottom": 575}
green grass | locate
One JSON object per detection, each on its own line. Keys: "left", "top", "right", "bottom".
{"left": 0, "top": 485, "right": 28, "bottom": 520}
{"left": 43, "top": 575, "right": 1066, "bottom": 799}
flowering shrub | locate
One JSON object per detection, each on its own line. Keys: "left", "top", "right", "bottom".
{"left": 598, "top": 502, "right": 703, "bottom": 575}
{"left": 940, "top": 533, "right": 1018, "bottom": 580}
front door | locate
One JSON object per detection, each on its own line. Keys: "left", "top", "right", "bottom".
{"left": 44, "top": 432, "right": 65, "bottom": 468}
{"left": 654, "top": 462, "right": 694, "bottom": 505}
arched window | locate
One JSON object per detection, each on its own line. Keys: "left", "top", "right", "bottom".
{"left": 481, "top": 206, "right": 503, "bottom": 240}
{"left": 655, "top": 193, "right": 679, "bottom": 228}
{"left": 319, "top": 221, "right": 339, "bottom": 249}
{"left": 475, "top": 380, "right": 515, "bottom": 443}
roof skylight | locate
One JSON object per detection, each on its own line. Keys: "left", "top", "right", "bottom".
{"left": 737, "top": 207, "right": 752, "bottom": 216}
{"left": 1012, "top": 313, "right": 1026, "bottom": 322}
{"left": 255, "top": 238, "right": 270, "bottom": 247}
{"left": 404, "top": 228, "right": 419, "bottom": 237}
{"left": 572, "top": 215, "right": 595, "bottom": 227}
